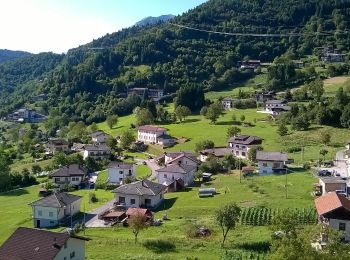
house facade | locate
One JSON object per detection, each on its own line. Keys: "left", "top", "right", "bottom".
{"left": 46, "top": 138, "right": 70, "bottom": 155}
{"left": 30, "top": 192, "right": 81, "bottom": 228}
{"left": 200, "top": 148, "right": 235, "bottom": 162}
{"left": 0, "top": 227, "right": 88, "bottom": 260}
{"left": 264, "top": 100, "right": 289, "bottom": 115}
{"left": 51, "top": 164, "right": 88, "bottom": 188}
{"left": 113, "top": 179, "right": 166, "bottom": 209}
{"left": 83, "top": 144, "right": 111, "bottom": 160}
{"left": 137, "top": 125, "right": 175, "bottom": 146}
{"left": 108, "top": 162, "right": 136, "bottom": 184}
{"left": 256, "top": 151, "right": 288, "bottom": 174}
{"left": 221, "top": 97, "right": 235, "bottom": 110}
{"left": 315, "top": 192, "right": 350, "bottom": 241}
{"left": 91, "top": 131, "right": 112, "bottom": 143}
{"left": 317, "top": 177, "right": 347, "bottom": 196}
{"left": 228, "top": 135, "right": 263, "bottom": 159}
{"left": 8, "top": 108, "right": 47, "bottom": 123}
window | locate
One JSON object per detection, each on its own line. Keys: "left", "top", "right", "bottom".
{"left": 38, "top": 210, "right": 42, "bottom": 216}
{"left": 70, "top": 251, "right": 75, "bottom": 259}
{"left": 55, "top": 178, "right": 60, "bottom": 183}
{"left": 339, "top": 222, "right": 346, "bottom": 231}
{"left": 119, "top": 196, "right": 125, "bottom": 203}
{"left": 119, "top": 171, "right": 123, "bottom": 174}
{"left": 130, "top": 199, "right": 135, "bottom": 204}
{"left": 64, "top": 242, "right": 67, "bottom": 249}
{"left": 242, "top": 152, "right": 246, "bottom": 157}
{"left": 164, "top": 174, "right": 167, "bottom": 178}
{"left": 49, "top": 212, "right": 53, "bottom": 217}
{"left": 262, "top": 163, "right": 268, "bottom": 167}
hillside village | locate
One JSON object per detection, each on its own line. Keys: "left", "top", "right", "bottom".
{"left": 2, "top": 0, "right": 350, "bottom": 259}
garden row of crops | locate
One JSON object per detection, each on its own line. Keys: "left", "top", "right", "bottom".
{"left": 240, "top": 207, "right": 318, "bottom": 226}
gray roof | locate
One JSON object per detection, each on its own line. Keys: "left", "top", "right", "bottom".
{"left": 113, "top": 179, "right": 166, "bottom": 196}
{"left": 91, "top": 131, "right": 111, "bottom": 139}
{"left": 138, "top": 125, "right": 166, "bottom": 133}
{"left": 84, "top": 144, "right": 111, "bottom": 151}
{"left": 156, "top": 163, "right": 197, "bottom": 174}
{"left": 48, "top": 138, "right": 68, "bottom": 146}
{"left": 266, "top": 99, "right": 287, "bottom": 104}
{"left": 200, "top": 148, "right": 234, "bottom": 157}
{"left": 256, "top": 151, "right": 288, "bottom": 162}
{"left": 165, "top": 151, "right": 200, "bottom": 165}
{"left": 228, "top": 135, "right": 263, "bottom": 145}
{"left": 319, "top": 177, "right": 348, "bottom": 184}
{"left": 108, "top": 161, "right": 134, "bottom": 169}
{"left": 30, "top": 192, "right": 81, "bottom": 208}
{"left": 158, "top": 133, "right": 175, "bottom": 140}
{"left": 51, "top": 164, "right": 87, "bottom": 177}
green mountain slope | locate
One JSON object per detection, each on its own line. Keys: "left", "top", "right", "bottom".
{"left": 1, "top": 0, "right": 350, "bottom": 122}
{"left": 0, "top": 49, "right": 31, "bottom": 63}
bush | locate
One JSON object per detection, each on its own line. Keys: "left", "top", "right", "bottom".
{"left": 287, "top": 147, "right": 302, "bottom": 153}
{"left": 89, "top": 192, "right": 98, "bottom": 203}
{"left": 105, "top": 183, "right": 118, "bottom": 190}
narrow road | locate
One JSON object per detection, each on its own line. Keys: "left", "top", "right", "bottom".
{"left": 85, "top": 199, "right": 114, "bottom": 227}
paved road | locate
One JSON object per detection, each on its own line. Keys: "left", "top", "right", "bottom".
{"left": 318, "top": 150, "right": 348, "bottom": 178}
{"left": 135, "top": 158, "right": 160, "bottom": 180}
{"left": 85, "top": 199, "right": 114, "bottom": 227}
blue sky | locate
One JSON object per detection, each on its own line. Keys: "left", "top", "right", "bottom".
{"left": 0, "top": 0, "right": 207, "bottom": 53}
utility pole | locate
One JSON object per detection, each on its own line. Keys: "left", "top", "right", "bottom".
{"left": 83, "top": 202, "right": 86, "bottom": 235}
{"left": 239, "top": 158, "right": 242, "bottom": 183}
{"left": 285, "top": 167, "right": 288, "bottom": 199}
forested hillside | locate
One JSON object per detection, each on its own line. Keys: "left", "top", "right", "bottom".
{"left": 0, "top": 49, "right": 31, "bottom": 63}
{"left": 1, "top": 0, "right": 350, "bottom": 123}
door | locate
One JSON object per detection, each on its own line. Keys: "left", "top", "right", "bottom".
{"left": 145, "top": 199, "right": 151, "bottom": 207}
{"left": 36, "top": 220, "right": 40, "bottom": 228}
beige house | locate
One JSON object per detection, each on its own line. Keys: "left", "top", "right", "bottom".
{"left": 137, "top": 125, "right": 176, "bottom": 147}
{"left": 51, "top": 164, "right": 88, "bottom": 188}
{"left": 83, "top": 144, "right": 111, "bottom": 160}
{"left": 108, "top": 162, "right": 136, "bottom": 184}
{"left": 315, "top": 192, "right": 350, "bottom": 241}
{"left": 0, "top": 227, "right": 88, "bottom": 260}
{"left": 317, "top": 177, "right": 347, "bottom": 195}
{"left": 228, "top": 135, "right": 263, "bottom": 159}
{"left": 113, "top": 179, "right": 166, "bottom": 208}
{"left": 46, "top": 138, "right": 69, "bottom": 155}
{"left": 30, "top": 192, "right": 81, "bottom": 228}
{"left": 256, "top": 151, "right": 288, "bottom": 174}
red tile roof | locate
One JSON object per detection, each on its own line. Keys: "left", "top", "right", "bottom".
{"left": 315, "top": 192, "right": 350, "bottom": 216}
{"left": 126, "top": 208, "right": 153, "bottom": 217}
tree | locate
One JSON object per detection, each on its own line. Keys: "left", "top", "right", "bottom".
{"left": 106, "top": 137, "right": 118, "bottom": 150}
{"left": 200, "top": 106, "right": 208, "bottom": 116}
{"left": 195, "top": 140, "right": 215, "bottom": 153}
{"left": 320, "top": 149, "right": 328, "bottom": 161}
{"left": 194, "top": 171, "right": 203, "bottom": 182}
{"left": 231, "top": 114, "right": 237, "bottom": 123}
{"left": 175, "top": 84, "right": 205, "bottom": 111}
{"left": 174, "top": 105, "right": 191, "bottom": 123}
{"left": 135, "top": 108, "right": 155, "bottom": 127}
{"left": 106, "top": 115, "right": 118, "bottom": 129}
{"left": 306, "top": 78, "right": 324, "bottom": 101}
{"left": 205, "top": 102, "right": 223, "bottom": 124}
{"left": 215, "top": 203, "right": 241, "bottom": 248}
{"left": 120, "top": 130, "right": 135, "bottom": 150}
{"left": 222, "top": 154, "right": 236, "bottom": 171}
{"left": 227, "top": 126, "right": 241, "bottom": 138}
{"left": 291, "top": 115, "right": 310, "bottom": 131}
{"left": 320, "top": 132, "right": 331, "bottom": 146}
{"left": 128, "top": 211, "right": 148, "bottom": 243}
{"left": 271, "top": 209, "right": 299, "bottom": 238}
{"left": 32, "top": 164, "right": 42, "bottom": 175}
{"left": 277, "top": 124, "right": 288, "bottom": 136}
{"left": 240, "top": 115, "right": 246, "bottom": 122}
{"left": 53, "top": 152, "right": 68, "bottom": 167}
{"left": 0, "top": 150, "right": 11, "bottom": 191}
{"left": 248, "top": 146, "right": 263, "bottom": 162}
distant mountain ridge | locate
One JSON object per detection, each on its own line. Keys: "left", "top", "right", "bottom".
{"left": 0, "top": 49, "right": 31, "bottom": 63}
{"left": 135, "top": 14, "right": 175, "bottom": 27}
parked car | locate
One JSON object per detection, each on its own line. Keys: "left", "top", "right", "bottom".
{"left": 318, "top": 170, "right": 331, "bottom": 176}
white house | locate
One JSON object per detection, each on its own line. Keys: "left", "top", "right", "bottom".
{"left": 51, "top": 164, "right": 88, "bottom": 188}
{"left": 91, "top": 131, "right": 112, "bottom": 144}
{"left": 30, "top": 192, "right": 82, "bottom": 228}
{"left": 164, "top": 151, "right": 199, "bottom": 166}
{"left": 0, "top": 227, "right": 89, "bottom": 260}
{"left": 156, "top": 163, "right": 196, "bottom": 189}
{"left": 83, "top": 144, "right": 111, "bottom": 160}
{"left": 113, "top": 179, "right": 166, "bottom": 208}
{"left": 108, "top": 161, "right": 136, "bottom": 184}
{"left": 259, "top": 99, "right": 290, "bottom": 116}
{"left": 256, "top": 151, "right": 288, "bottom": 174}
{"left": 228, "top": 135, "right": 263, "bottom": 159}
{"left": 315, "top": 192, "right": 350, "bottom": 241}
{"left": 221, "top": 97, "right": 235, "bottom": 110}
{"left": 137, "top": 125, "right": 175, "bottom": 146}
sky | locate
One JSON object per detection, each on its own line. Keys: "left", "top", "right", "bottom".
{"left": 0, "top": 0, "right": 207, "bottom": 54}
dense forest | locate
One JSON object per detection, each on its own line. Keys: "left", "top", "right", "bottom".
{"left": 0, "top": 49, "right": 31, "bottom": 63}
{"left": 1, "top": 0, "right": 350, "bottom": 123}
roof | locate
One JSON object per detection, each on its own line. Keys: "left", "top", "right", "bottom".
{"left": 242, "top": 166, "right": 255, "bottom": 173}
{"left": 256, "top": 151, "right": 288, "bottom": 161}
{"left": 200, "top": 148, "right": 234, "bottom": 157}
{"left": 108, "top": 161, "right": 134, "bottom": 169}
{"left": 84, "top": 144, "right": 111, "bottom": 151}
{"left": 51, "top": 164, "right": 87, "bottom": 177}
{"left": 157, "top": 133, "right": 175, "bottom": 140}
{"left": 126, "top": 208, "right": 153, "bottom": 216}
{"left": 48, "top": 138, "right": 68, "bottom": 146}
{"left": 30, "top": 192, "right": 81, "bottom": 208}
{"left": 315, "top": 192, "right": 350, "bottom": 216}
{"left": 228, "top": 135, "right": 263, "bottom": 145}
{"left": 0, "top": 227, "right": 89, "bottom": 260}
{"left": 91, "top": 131, "right": 111, "bottom": 139}
{"left": 138, "top": 125, "right": 166, "bottom": 133}
{"left": 265, "top": 99, "right": 286, "bottom": 104}
{"left": 222, "top": 97, "right": 235, "bottom": 101}
{"left": 156, "top": 163, "right": 196, "bottom": 174}
{"left": 319, "top": 177, "right": 347, "bottom": 184}
{"left": 113, "top": 180, "right": 166, "bottom": 196}
{"left": 165, "top": 151, "right": 199, "bottom": 164}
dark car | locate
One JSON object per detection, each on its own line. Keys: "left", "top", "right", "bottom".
{"left": 318, "top": 170, "right": 331, "bottom": 176}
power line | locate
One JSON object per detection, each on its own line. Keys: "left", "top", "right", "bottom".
{"left": 169, "top": 22, "right": 339, "bottom": 38}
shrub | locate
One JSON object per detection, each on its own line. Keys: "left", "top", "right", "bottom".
{"left": 287, "top": 146, "right": 302, "bottom": 153}
{"left": 89, "top": 192, "right": 98, "bottom": 203}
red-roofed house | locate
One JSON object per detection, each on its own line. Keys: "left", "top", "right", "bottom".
{"left": 315, "top": 192, "right": 350, "bottom": 241}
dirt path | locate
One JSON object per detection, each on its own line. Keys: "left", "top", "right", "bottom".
{"left": 324, "top": 76, "right": 349, "bottom": 87}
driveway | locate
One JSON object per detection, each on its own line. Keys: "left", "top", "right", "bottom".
{"left": 318, "top": 150, "right": 348, "bottom": 179}
{"left": 135, "top": 158, "right": 160, "bottom": 180}
{"left": 85, "top": 199, "right": 114, "bottom": 228}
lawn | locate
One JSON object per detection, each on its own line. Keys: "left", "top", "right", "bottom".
{"left": 136, "top": 164, "right": 152, "bottom": 179}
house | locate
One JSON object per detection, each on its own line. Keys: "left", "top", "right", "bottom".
{"left": 315, "top": 192, "right": 350, "bottom": 241}
{"left": 0, "top": 227, "right": 89, "bottom": 260}
{"left": 256, "top": 151, "right": 288, "bottom": 174}
{"left": 32, "top": 93, "right": 48, "bottom": 102}
{"left": 51, "top": 164, "right": 88, "bottom": 188}
{"left": 255, "top": 91, "right": 276, "bottom": 103}
{"left": 137, "top": 125, "right": 176, "bottom": 147}
{"left": 46, "top": 138, "right": 70, "bottom": 155}
{"left": 240, "top": 60, "right": 261, "bottom": 69}
{"left": 228, "top": 135, "right": 263, "bottom": 159}
{"left": 91, "top": 131, "right": 112, "bottom": 144}
{"left": 156, "top": 163, "right": 197, "bottom": 190}
{"left": 83, "top": 144, "right": 111, "bottom": 160}
{"left": 113, "top": 179, "right": 166, "bottom": 208}
{"left": 30, "top": 192, "right": 82, "bottom": 228}
{"left": 128, "top": 87, "right": 164, "bottom": 101}
{"left": 7, "top": 108, "right": 47, "bottom": 123}
{"left": 316, "top": 177, "right": 348, "bottom": 196}
{"left": 71, "top": 143, "right": 86, "bottom": 152}
{"left": 164, "top": 151, "right": 200, "bottom": 166}
{"left": 126, "top": 207, "right": 154, "bottom": 221}
{"left": 108, "top": 161, "right": 136, "bottom": 184}
{"left": 293, "top": 60, "right": 305, "bottom": 68}
{"left": 221, "top": 97, "right": 235, "bottom": 110}
{"left": 200, "top": 147, "right": 235, "bottom": 162}
{"left": 322, "top": 53, "right": 346, "bottom": 63}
